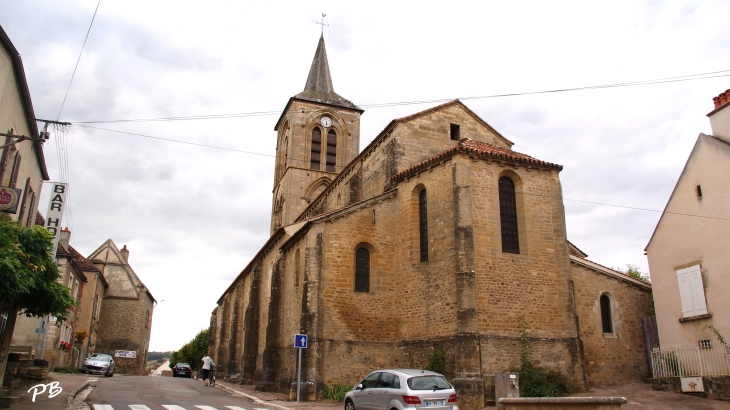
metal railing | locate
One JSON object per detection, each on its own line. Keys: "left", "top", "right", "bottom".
{"left": 652, "top": 342, "right": 730, "bottom": 378}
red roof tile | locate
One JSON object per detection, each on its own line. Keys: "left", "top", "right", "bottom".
{"left": 69, "top": 245, "right": 101, "bottom": 273}
{"left": 391, "top": 138, "right": 562, "bottom": 182}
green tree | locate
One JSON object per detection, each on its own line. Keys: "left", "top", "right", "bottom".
{"left": 0, "top": 218, "right": 76, "bottom": 320}
{"left": 170, "top": 329, "right": 210, "bottom": 371}
{"left": 617, "top": 264, "right": 650, "bottom": 283}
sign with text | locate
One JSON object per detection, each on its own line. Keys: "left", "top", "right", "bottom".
{"left": 0, "top": 187, "right": 21, "bottom": 213}
{"left": 294, "top": 334, "right": 307, "bottom": 348}
{"left": 114, "top": 350, "right": 137, "bottom": 358}
{"left": 44, "top": 183, "right": 67, "bottom": 258}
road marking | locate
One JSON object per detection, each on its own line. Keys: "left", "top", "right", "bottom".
{"left": 162, "top": 406, "right": 188, "bottom": 410}
{"left": 92, "top": 406, "right": 114, "bottom": 410}
{"left": 88, "top": 379, "right": 99, "bottom": 381}
{"left": 226, "top": 407, "right": 248, "bottom": 410}
{"left": 195, "top": 406, "right": 220, "bottom": 410}
{"left": 129, "top": 406, "right": 152, "bottom": 410}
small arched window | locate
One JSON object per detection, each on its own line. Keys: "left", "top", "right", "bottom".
{"left": 310, "top": 127, "right": 322, "bottom": 170}
{"left": 326, "top": 129, "right": 337, "bottom": 172}
{"left": 355, "top": 248, "right": 370, "bottom": 292}
{"left": 600, "top": 294, "right": 613, "bottom": 333}
{"left": 419, "top": 189, "right": 428, "bottom": 262}
{"left": 499, "top": 177, "right": 519, "bottom": 254}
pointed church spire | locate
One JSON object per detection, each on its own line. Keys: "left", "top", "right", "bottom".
{"left": 303, "top": 34, "right": 334, "bottom": 95}
{"left": 292, "top": 36, "right": 361, "bottom": 111}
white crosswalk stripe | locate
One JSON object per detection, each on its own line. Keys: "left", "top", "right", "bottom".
{"left": 129, "top": 406, "right": 152, "bottom": 410}
{"left": 92, "top": 405, "right": 114, "bottom": 410}
{"left": 195, "top": 406, "right": 220, "bottom": 410}
{"left": 162, "top": 406, "right": 188, "bottom": 410}
{"left": 225, "top": 407, "right": 248, "bottom": 410}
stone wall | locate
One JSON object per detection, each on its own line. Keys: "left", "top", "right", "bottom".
{"left": 571, "top": 261, "right": 653, "bottom": 387}
{"left": 95, "top": 291, "right": 154, "bottom": 375}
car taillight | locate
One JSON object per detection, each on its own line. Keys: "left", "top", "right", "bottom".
{"left": 448, "top": 394, "right": 457, "bottom": 402}
{"left": 402, "top": 395, "right": 422, "bottom": 404}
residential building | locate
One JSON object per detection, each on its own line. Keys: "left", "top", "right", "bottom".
{"left": 646, "top": 89, "right": 730, "bottom": 348}
{"left": 88, "top": 240, "right": 155, "bottom": 375}
{"left": 0, "top": 24, "right": 51, "bottom": 386}
{"left": 209, "top": 35, "right": 653, "bottom": 407}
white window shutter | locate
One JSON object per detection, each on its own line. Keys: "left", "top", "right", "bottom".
{"left": 688, "top": 265, "right": 707, "bottom": 315}
{"left": 676, "top": 268, "right": 695, "bottom": 317}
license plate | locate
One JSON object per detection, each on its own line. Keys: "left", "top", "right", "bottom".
{"left": 424, "top": 400, "right": 445, "bottom": 407}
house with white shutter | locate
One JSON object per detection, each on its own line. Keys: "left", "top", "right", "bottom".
{"left": 645, "top": 89, "right": 730, "bottom": 349}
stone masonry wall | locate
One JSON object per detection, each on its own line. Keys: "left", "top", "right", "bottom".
{"left": 572, "top": 262, "right": 653, "bottom": 387}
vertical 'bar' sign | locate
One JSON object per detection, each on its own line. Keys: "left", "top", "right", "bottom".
{"left": 44, "top": 182, "right": 67, "bottom": 259}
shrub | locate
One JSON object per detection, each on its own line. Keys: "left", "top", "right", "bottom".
{"left": 54, "top": 366, "right": 80, "bottom": 374}
{"left": 510, "top": 317, "right": 568, "bottom": 397}
{"left": 323, "top": 385, "right": 352, "bottom": 402}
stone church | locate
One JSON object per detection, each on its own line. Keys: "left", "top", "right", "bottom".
{"left": 209, "top": 35, "right": 653, "bottom": 408}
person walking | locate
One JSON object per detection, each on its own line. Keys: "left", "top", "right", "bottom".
{"left": 201, "top": 355, "right": 215, "bottom": 386}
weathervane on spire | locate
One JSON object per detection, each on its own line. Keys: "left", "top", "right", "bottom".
{"left": 316, "top": 13, "right": 329, "bottom": 35}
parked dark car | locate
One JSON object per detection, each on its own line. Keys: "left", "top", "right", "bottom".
{"left": 172, "top": 363, "right": 193, "bottom": 378}
{"left": 82, "top": 353, "right": 115, "bottom": 377}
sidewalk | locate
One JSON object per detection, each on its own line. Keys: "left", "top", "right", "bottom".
{"left": 214, "top": 379, "right": 342, "bottom": 410}
{"left": 6, "top": 371, "right": 91, "bottom": 410}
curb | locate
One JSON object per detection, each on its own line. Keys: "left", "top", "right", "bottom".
{"left": 214, "top": 383, "right": 292, "bottom": 410}
{"left": 67, "top": 382, "right": 90, "bottom": 410}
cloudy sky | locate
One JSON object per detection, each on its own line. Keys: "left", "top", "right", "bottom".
{"left": 2, "top": 1, "right": 728, "bottom": 351}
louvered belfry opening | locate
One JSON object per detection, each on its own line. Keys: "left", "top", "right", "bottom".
{"left": 419, "top": 189, "right": 428, "bottom": 262}
{"left": 310, "top": 127, "right": 322, "bottom": 170}
{"left": 499, "top": 176, "right": 520, "bottom": 254}
{"left": 600, "top": 294, "right": 613, "bottom": 333}
{"left": 355, "top": 247, "right": 370, "bottom": 292}
{"left": 326, "top": 129, "right": 337, "bottom": 172}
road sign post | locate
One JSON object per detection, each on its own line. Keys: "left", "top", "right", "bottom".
{"left": 295, "top": 334, "right": 307, "bottom": 402}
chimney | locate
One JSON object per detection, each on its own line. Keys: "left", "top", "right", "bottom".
{"left": 708, "top": 89, "right": 730, "bottom": 143}
{"left": 59, "top": 228, "right": 71, "bottom": 250}
{"left": 121, "top": 245, "right": 129, "bottom": 262}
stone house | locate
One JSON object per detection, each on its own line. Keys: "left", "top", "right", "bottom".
{"left": 0, "top": 23, "right": 51, "bottom": 386}
{"left": 88, "top": 240, "right": 155, "bottom": 375}
{"left": 209, "top": 36, "right": 653, "bottom": 408}
{"left": 646, "top": 90, "right": 730, "bottom": 349}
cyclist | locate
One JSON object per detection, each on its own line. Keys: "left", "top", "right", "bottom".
{"left": 201, "top": 355, "right": 215, "bottom": 386}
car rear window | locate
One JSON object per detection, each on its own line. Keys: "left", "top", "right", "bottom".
{"left": 406, "top": 376, "right": 452, "bottom": 390}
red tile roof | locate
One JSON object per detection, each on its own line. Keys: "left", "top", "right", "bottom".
{"left": 69, "top": 245, "right": 101, "bottom": 273}
{"left": 391, "top": 138, "right": 562, "bottom": 182}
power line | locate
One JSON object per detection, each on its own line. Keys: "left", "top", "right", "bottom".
{"left": 70, "top": 68, "right": 730, "bottom": 125}
{"left": 56, "top": 0, "right": 101, "bottom": 122}
{"left": 79, "top": 124, "right": 730, "bottom": 222}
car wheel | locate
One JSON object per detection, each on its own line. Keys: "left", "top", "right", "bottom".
{"left": 104, "top": 370, "right": 110, "bottom": 377}
{"left": 345, "top": 399, "right": 355, "bottom": 410}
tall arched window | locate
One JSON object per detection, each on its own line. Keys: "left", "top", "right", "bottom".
{"left": 326, "top": 129, "right": 337, "bottom": 172}
{"left": 355, "top": 248, "right": 370, "bottom": 292}
{"left": 310, "top": 127, "right": 322, "bottom": 170}
{"left": 499, "top": 177, "right": 519, "bottom": 254}
{"left": 294, "top": 249, "right": 301, "bottom": 290}
{"left": 600, "top": 294, "right": 613, "bottom": 333}
{"left": 419, "top": 189, "right": 428, "bottom": 262}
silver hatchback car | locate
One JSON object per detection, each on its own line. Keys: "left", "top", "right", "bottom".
{"left": 344, "top": 369, "right": 459, "bottom": 410}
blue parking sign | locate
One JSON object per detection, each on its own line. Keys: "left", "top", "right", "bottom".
{"left": 294, "top": 334, "right": 307, "bottom": 348}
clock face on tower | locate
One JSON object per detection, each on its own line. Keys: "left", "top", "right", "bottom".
{"left": 320, "top": 116, "right": 332, "bottom": 128}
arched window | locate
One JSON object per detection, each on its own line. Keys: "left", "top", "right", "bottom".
{"left": 419, "top": 189, "right": 428, "bottom": 262}
{"left": 355, "top": 248, "right": 370, "bottom": 292}
{"left": 310, "top": 127, "right": 322, "bottom": 170}
{"left": 294, "top": 249, "right": 301, "bottom": 289}
{"left": 600, "top": 295, "right": 613, "bottom": 333}
{"left": 326, "top": 129, "right": 337, "bottom": 172}
{"left": 499, "top": 177, "right": 519, "bottom": 254}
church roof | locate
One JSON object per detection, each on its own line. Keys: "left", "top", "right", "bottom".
{"left": 391, "top": 138, "right": 562, "bottom": 182}
{"left": 293, "top": 35, "right": 360, "bottom": 110}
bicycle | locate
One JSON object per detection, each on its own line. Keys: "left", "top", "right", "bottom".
{"left": 208, "top": 367, "right": 216, "bottom": 387}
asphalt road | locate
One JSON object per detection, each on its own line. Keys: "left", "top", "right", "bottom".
{"left": 85, "top": 375, "right": 271, "bottom": 410}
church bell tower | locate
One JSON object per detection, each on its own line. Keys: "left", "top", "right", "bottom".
{"left": 270, "top": 35, "right": 363, "bottom": 235}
